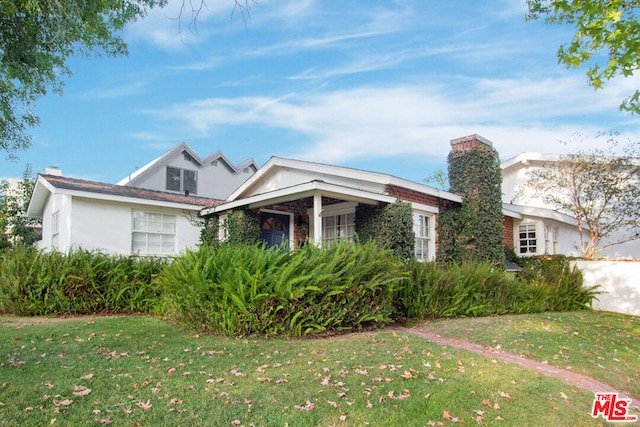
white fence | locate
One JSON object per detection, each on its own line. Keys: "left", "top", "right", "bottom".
{"left": 573, "top": 260, "right": 640, "bottom": 316}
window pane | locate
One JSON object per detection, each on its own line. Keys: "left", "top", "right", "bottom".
{"left": 166, "top": 167, "right": 181, "bottom": 191}
{"left": 132, "top": 233, "right": 146, "bottom": 251}
{"left": 324, "top": 216, "right": 335, "bottom": 227}
{"left": 132, "top": 211, "right": 147, "bottom": 231}
{"left": 162, "top": 215, "right": 176, "bottom": 233}
{"left": 183, "top": 170, "right": 197, "bottom": 195}
{"left": 148, "top": 213, "right": 163, "bottom": 233}
{"left": 162, "top": 234, "right": 175, "bottom": 252}
{"left": 148, "top": 234, "right": 162, "bottom": 252}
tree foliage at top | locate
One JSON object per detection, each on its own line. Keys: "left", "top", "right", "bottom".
{"left": 520, "top": 135, "right": 640, "bottom": 259}
{"left": 527, "top": 0, "right": 640, "bottom": 113}
{"left": 0, "top": 0, "right": 167, "bottom": 158}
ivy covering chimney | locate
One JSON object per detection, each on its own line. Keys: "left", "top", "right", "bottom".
{"left": 438, "top": 134, "right": 505, "bottom": 265}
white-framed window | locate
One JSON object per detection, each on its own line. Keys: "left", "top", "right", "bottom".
{"left": 518, "top": 223, "right": 537, "bottom": 254}
{"left": 322, "top": 212, "right": 355, "bottom": 245}
{"left": 51, "top": 211, "right": 59, "bottom": 246}
{"left": 166, "top": 167, "right": 197, "bottom": 195}
{"left": 132, "top": 210, "right": 176, "bottom": 254}
{"left": 545, "top": 225, "right": 560, "bottom": 255}
{"left": 413, "top": 213, "right": 432, "bottom": 261}
{"left": 217, "top": 214, "right": 228, "bottom": 242}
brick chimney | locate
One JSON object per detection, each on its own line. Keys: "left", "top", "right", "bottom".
{"left": 45, "top": 166, "right": 62, "bottom": 176}
{"left": 450, "top": 134, "right": 493, "bottom": 152}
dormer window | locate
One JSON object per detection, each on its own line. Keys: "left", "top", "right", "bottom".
{"left": 166, "top": 167, "right": 197, "bottom": 195}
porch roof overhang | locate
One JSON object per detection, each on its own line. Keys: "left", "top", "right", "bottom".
{"left": 201, "top": 180, "right": 400, "bottom": 216}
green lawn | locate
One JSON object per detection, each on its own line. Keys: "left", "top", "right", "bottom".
{"left": 0, "top": 312, "right": 637, "bottom": 426}
{"left": 415, "top": 311, "right": 640, "bottom": 399}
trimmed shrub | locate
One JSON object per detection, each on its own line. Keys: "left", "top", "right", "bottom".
{"left": 0, "top": 247, "right": 165, "bottom": 316}
{"left": 396, "top": 260, "right": 533, "bottom": 319}
{"left": 396, "top": 256, "right": 600, "bottom": 320}
{"left": 517, "top": 255, "right": 601, "bottom": 311}
{"left": 157, "top": 242, "right": 404, "bottom": 336}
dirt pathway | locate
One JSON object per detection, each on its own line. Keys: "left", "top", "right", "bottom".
{"left": 392, "top": 326, "right": 640, "bottom": 411}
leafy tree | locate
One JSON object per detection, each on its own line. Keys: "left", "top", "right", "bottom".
{"left": 527, "top": 0, "right": 640, "bottom": 113}
{"left": 0, "top": 164, "right": 41, "bottom": 247}
{"left": 0, "top": 0, "right": 167, "bottom": 158}
{"left": 520, "top": 136, "right": 640, "bottom": 259}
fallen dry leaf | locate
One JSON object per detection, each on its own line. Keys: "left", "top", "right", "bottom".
{"left": 294, "top": 400, "right": 315, "bottom": 411}
{"left": 72, "top": 386, "right": 92, "bottom": 397}
{"left": 230, "top": 369, "right": 245, "bottom": 377}
{"left": 136, "top": 400, "right": 152, "bottom": 411}
{"left": 80, "top": 374, "right": 94, "bottom": 380}
{"left": 327, "top": 400, "right": 340, "bottom": 408}
{"left": 53, "top": 399, "right": 72, "bottom": 407}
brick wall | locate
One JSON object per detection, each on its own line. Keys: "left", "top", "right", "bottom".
{"left": 385, "top": 185, "right": 440, "bottom": 207}
{"left": 503, "top": 215, "right": 514, "bottom": 249}
{"left": 449, "top": 134, "right": 493, "bottom": 152}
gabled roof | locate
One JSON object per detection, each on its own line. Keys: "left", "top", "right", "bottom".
{"left": 27, "top": 174, "right": 223, "bottom": 218}
{"left": 226, "top": 156, "right": 463, "bottom": 203}
{"left": 116, "top": 142, "right": 258, "bottom": 186}
{"left": 502, "top": 203, "right": 581, "bottom": 226}
{"left": 202, "top": 179, "right": 402, "bottom": 216}
{"left": 501, "top": 152, "right": 563, "bottom": 171}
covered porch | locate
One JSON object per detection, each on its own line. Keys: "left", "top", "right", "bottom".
{"left": 201, "top": 180, "right": 398, "bottom": 249}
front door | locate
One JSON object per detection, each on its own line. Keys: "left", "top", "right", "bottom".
{"left": 260, "top": 212, "right": 290, "bottom": 248}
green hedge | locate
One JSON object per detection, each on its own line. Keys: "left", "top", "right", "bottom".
{"left": 0, "top": 247, "right": 165, "bottom": 315}
{"left": 0, "top": 246, "right": 600, "bottom": 336}
{"left": 157, "top": 242, "right": 403, "bottom": 336}
{"left": 395, "top": 256, "right": 601, "bottom": 319}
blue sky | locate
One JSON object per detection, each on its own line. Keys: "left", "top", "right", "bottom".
{"left": 3, "top": 0, "right": 640, "bottom": 186}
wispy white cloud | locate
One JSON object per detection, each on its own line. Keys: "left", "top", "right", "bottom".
{"left": 78, "top": 81, "right": 148, "bottom": 100}
{"left": 145, "top": 72, "right": 638, "bottom": 166}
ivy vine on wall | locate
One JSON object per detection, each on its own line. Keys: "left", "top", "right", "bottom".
{"left": 439, "top": 143, "right": 505, "bottom": 265}
{"left": 356, "top": 200, "right": 415, "bottom": 260}
{"left": 200, "top": 209, "right": 261, "bottom": 246}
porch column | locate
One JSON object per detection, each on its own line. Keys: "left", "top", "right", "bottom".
{"left": 313, "top": 192, "right": 323, "bottom": 246}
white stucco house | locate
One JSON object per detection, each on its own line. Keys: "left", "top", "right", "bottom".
{"left": 26, "top": 134, "right": 620, "bottom": 260}
{"left": 501, "top": 152, "right": 640, "bottom": 259}
{"left": 26, "top": 144, "right": 256, "bottom": 256}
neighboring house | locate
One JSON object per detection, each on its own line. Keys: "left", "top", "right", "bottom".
{"left": 501, "top": 152, "right": 640, "bottom": 259}
{"left": 117, "top": 142, "right": 258, "bottom": 199}
{"left": 26, "top": 144, "right": 256, "bottom": 256}
{"left": 502, "top": 203, "right": 585, "bottom": 258}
